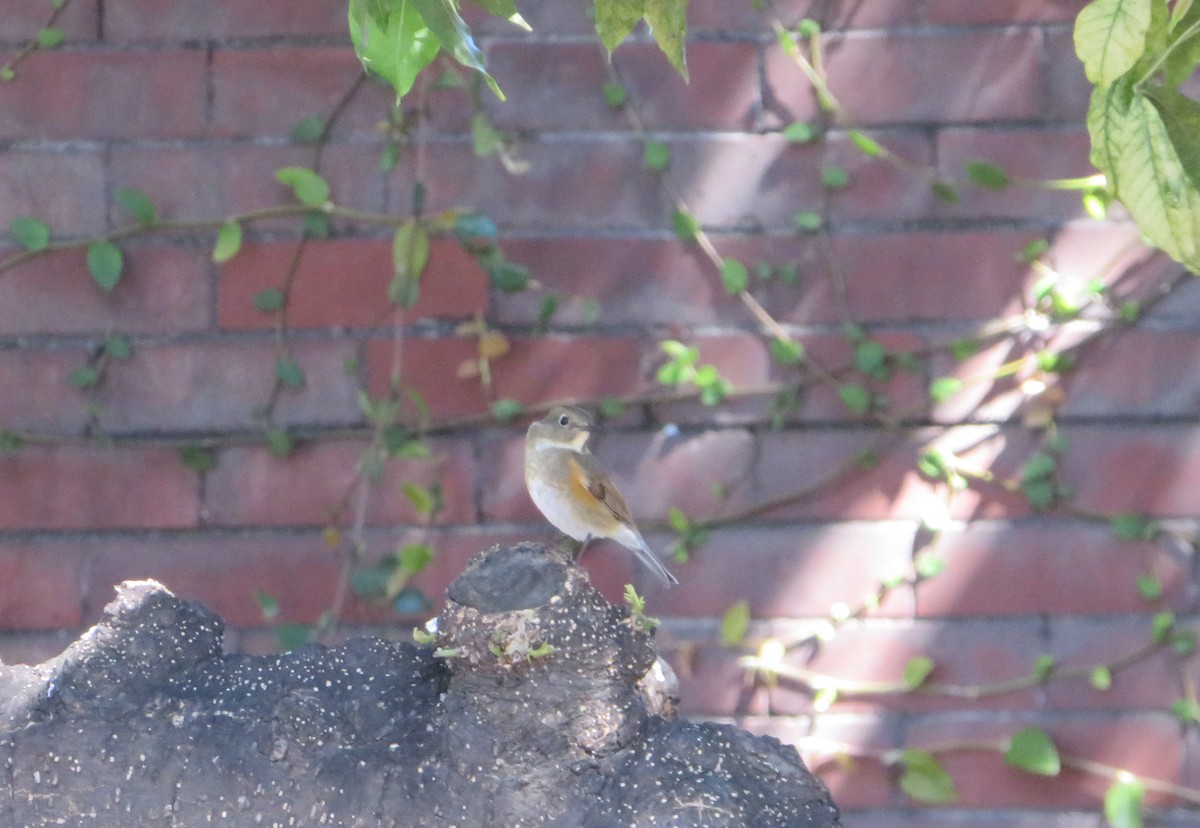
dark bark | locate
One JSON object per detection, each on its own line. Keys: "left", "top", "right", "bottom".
{"left": 1, "top": 542, "right": 840, "bottom": 827}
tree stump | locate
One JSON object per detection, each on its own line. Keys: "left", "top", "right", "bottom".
{"left": 0, "top": 542, "right": 841, "bottom": 827}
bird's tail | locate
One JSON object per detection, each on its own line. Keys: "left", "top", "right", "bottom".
{"left": 633, "top": 538, "right": 680, "bottom": 587}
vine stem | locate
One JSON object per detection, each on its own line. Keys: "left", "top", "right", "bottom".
{"left": 0, "top": 0, "right": 74, "bottom": 80}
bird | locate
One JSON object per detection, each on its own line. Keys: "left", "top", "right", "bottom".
{"left": 524, "top": 405, "right": 679, "bottom": 587}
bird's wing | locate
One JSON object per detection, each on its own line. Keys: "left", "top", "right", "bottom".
{"left": 568, "top": 455, "right": 636, "bottom": 526}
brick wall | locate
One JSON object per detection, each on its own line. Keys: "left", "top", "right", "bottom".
{"left": 3, "top": 0, "right": 1198, "bottom": 823}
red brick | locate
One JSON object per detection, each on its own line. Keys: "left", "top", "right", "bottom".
{"left": 100, "top": 340, "right": 360, "bottom": 432}
{"left": 0, "top": 50, "right": 207, "bottom": 140}
{"left": 826, "top": 130, "right": 937, "bottom": 223}
{"left": 1056, "top": 425, "right": 1200, "bottom": 517}
{"left": 0, "top": 631, "right": 78, "bottom": 667}
{"left": 905, "top": 714, "right": 1183, "bottom": 808}
{"left": 485, "top": 41, "right": 761, "bottom": 132}
{"left": 758, "top": 230, "right": 1035, "bottom": 326}
{"left": 84, "top": 536, "right": 341, "bottom": 627}
{"left": 0, "top": 151, "right": 106, "bottom": 235}
{"left": 0, "top": 246, "right": 209, "bottom": 336}
{"left": 1045, "top": 29, "right": 1092, "bottom": 122}
{"left": 740, "top": 714, "right": 896, "bottom": 809}
{"left": 0, "top": 445, "right": 199, "bottom": 530}
{"left": 917, "top": 522, "right": 1185, "bottom": 617}
{"left": 793, "top": 620, "right": 1045, "bottom": 713}
{"left": 670, "top": 644, "right": 765, "bottom": 717}
{"left": 203, "top": 437, "right": 475, "bottom": 527}
{"left": 104, "top": 0, "right": 349, "bottom": 40}
{"left": 416, "top": 139, "right": 661, "bottom": 231}
{"left": 0, "top": 542, "right": 86, "bottom": 629}
{"left": 366, "top": 334, "right": 649, "bottom": 419}
{"left": 1058, "top": 329, "right": 1200, "bottom": 418}
{"left": 0, "top": 0, "right": 99, "bottom": 41}
{"left": 1047, "top": 617, "right": 1186, "bottom": 712}
{"left": 655, "top": 331, "right": 928, "bottom": 426}
{"left": 662, "top": 525, "right": 917, "bottom": 620}
{"left": 109, "top": 142, "right": 388, "bottom": 227}
{"left": 218, "top": 237, "right": 487, "bottom": 330}
{"left": 813, "top": 30, "right": 1043, "bottom": 126}
{"left": 0, "top": 347, "right": 94, "bottom": 433}
{"left": 926, "top": 0, "right": 1088, "bottom": 24}
{"left": 491, "top": 237, "right": 745, "bottom": 327}
{"left": 936, "top": 128, "right": 1093, "bottom": 221}
{"left": 211, "top": 48, "right": 393, "bottom": 139}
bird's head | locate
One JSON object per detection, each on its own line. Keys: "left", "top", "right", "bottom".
{"left": 527, "top": 405, "right": 594, "bottom": 451}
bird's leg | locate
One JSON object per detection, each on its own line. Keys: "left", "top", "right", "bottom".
{"left": 576, "top": 534, "right": 594, "bottom": 560}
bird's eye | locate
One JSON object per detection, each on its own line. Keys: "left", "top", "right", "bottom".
{"left": 558, "top": 414, "right": 570, "bottom": 427}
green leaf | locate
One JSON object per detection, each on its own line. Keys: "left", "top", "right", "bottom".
{"left": 276, "top": 357, "right": 305, "bottom": 389}
{"left": 114, "top": 188, "right": 157, "bottom": 226}
{"left": 255, "top": 591, "right": 279, "bottom": 620}
{"left": 389, "top": 220, "right": 430, "bottom": 308}
{"left": 349, "top": 0, "right": 442, "bottom": 101}
{"left": 265, "top": 426, "right": 293, "bottom": 458}
{"left": 402, "top": 481, "right": 435, "bottom": 516}
{"left": 1152, "top": 611, "right": 1175, "bottom": 642}
{"left": 275, "top": 166, "right": 330, "bottom": 207}
{"left": 380, "top": 141, "right": 400, "bottom": 171}
{"left": 350, "top": 564, "right": 390, "bottom": 599}
{"left": 1022, "top": 452, "right": 1057, "bottom": 481}
{"left": 792, "top": 211, "right": 822, "bottom": 231}
{"left": 37, "top": 28, "right": 64, "bottom": 48}
{"left": 929, "top": 376, "right": 964, "bottom": 403}
{"left": 643, "top": 0, "right": 689, "bottom": 79}
{"left": 672, "top": 208, "right": 699, "bottom": 242}
{"left": 410, "top": 0, "right": 504, "bottom": 99}
{"left": 903, "top": 655, "right": 934, "bottom": 690}
{"left": 915, "top": 556, "right": 946, "bottom": 579}
{"left": 104, "top": 334, "right": 132, "bottom": 360}
{"left": 770, "top": 338, "right": 804, "bottom": 365}
{"left": 67, "top": 366, "right": 99, "bottom": 388}
{"left": 1074, "top": 0, "right": 1153, "bottom": 85}
{"left": 9, "top": 216, "right": 50, "bottom": 252}
{"left": 899, "top": 749, "right": 957, "bottom": 804}
{"left": 1112, "top": 92, "right": 1200, "bottom": 270}
{"left": 821, "top": 165, "right": 850, "bottom": 189}
{"left": 491, "top": 398, "right": 523, "bottom": 423}
{"left": 849, "top": 129, "right": 883, "bottom": 157}
{"left": 853, "top": 339, "right": 889, "bottom": 379}
{"left": 212, "top": 220, "right": 243, "bottom": 264}
{"left": 720, "top": 258, "right": 748, "bottom": 294}
{"left": 86, "top": 242, "right": 123, "bottom": 292}
{"left": 838, "top": 383, "right": 871, "bottom": 414}
{"left": 719, "top": 600, "right": 751, "bottom": 647}
{"left": 1004, "top": 727, "right": 1061, "bottom": 776}
{"left": 644, "top": 140, "right": 670, "bottom": 171}
{"left": 1104, "top": 777, "right": 1144, "bottom": 828}
{"left": 486, "top": 259, "right": 530, "bottom": 293}
{"left": 471, "top": 111, "right": 504, "bottom": 157}
{"left": 276, "top": 623, "right": 310, "bottom": 652}
{"left": 290, "top": 114, "right": 326, "bottom": 143}
{"left": 667, "top": 506, "right": 691, "bottom": 534}
{"left": 399, "top": 542, "right": 434, "bottom": 573}
{"left": 253, "top": 288, "right": 285, "bottom": 312}
{"left": 1137, "top": 573, "right": 1163, "bottom": 600}
{"left": 303, "top": 211, "right": 332, "bottom": 239}
{"left": 964, "top": 160, "right": 1010, "bottom": 189}
{"left": 536, "top": 294, "right": 558, "bottom": 332}
{"left": 931, "top": 179, "right": 960, "bottom": 203}
{"left": 1019, "top": 238, "right": 1050, "bottom": 262}
{"left": 782, "top": 122, "right": 815, "bottom": 143}
{"left": 1171, "top": 697, "right": 1200, "bottom": 723}
{"left": 1143, "top": 85, "right": 1200, "bottom": 195}
{"left": 597, "top": 396, "right": 626, "bottom": 419}
{"left": 603, "top": 80, "right": 627, "bottom": 107}
{"left": 1091, "top": 665, "right": 1113, "bottom": 690}
{"left": 595, "top": 0, "right": 643, "bottom": 52}
{"left": 0, "top": 431, "right": 25, "bottom": 452}
{"left": 178, "top": 444, "right": 217, "bottom": 473}
{"left": 1034, "top": 654, "right": 1056, "bottom": 681}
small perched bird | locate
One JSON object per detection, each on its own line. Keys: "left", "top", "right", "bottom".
{"left": 525, "top": 405, "right": 679, "bottom": 587}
